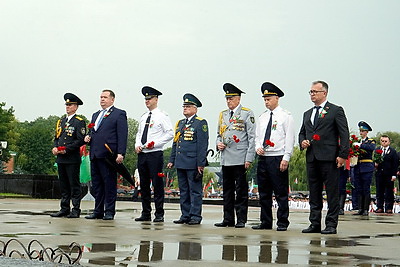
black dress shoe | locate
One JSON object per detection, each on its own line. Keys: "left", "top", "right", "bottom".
{"left": 235, "top": 222, "right": 245, "bottom": 228}
{"left": 173, "top": 219, "right": 188, "bottom": 224}
{"left": 50, "top": 211, "right": 69, "bottom": 217}
{"left": 153, "top": 217, "right": 164, "bottom": 223}
{"left": 277, "top": 226, "right": 287, "bottom": 231}
{"left": 67, "top": 212, "right": 80, "bottom": 218}
{"left": 214, "top": 221, "right": 234, "bottom": 227}
{"left": 187, "top": 219, "right": 201, "bottom": 225}
{"left": 85, "top": 214, "right": 103, "bottom": 219}
{"left": 135, "top": 216, "right": 151, "bottom": 222}
{"left": 252, "top": 223, "right": 272, "bottom": 230}
{"left": 103, "top": 215, "right": 114, "bottom": 220}
{"left": 301, "top": 225, "right": 321, "bottom": 233}
{"left": 321, "top": 227, "right": 337, "bottom": 234}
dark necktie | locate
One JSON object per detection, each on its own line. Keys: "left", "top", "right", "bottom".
{"left": 141, "top": 112, "right": 152, "bottom": 145}
{"left": 313, "top": 106, "right": 321, "bottom": 127}
{"left": 263, "top": 112, "right": 273, "bottom": 146}
{"left": 230, "top": 110, "right": 234, "bottom": 119}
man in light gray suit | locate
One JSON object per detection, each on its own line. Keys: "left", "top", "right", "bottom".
{"left": 214, "top": 83, "right": 256, "bottom": 228}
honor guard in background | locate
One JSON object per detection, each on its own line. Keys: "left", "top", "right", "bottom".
{"left": 299, "top": 81, "right": 349, "bottom": 234}
{"left": 252, "top": 82, "right": 295, "bottom": 231}
{"left": 167, "top": 94, "right": 209, "bottom": 225}
{"left": 214, "top": 83, "right": 256, "bottom": 228}
{"left": 84, "top": 89, "right": 128, "bottom": 220}
{"left": 353, "top": 121, "right": 376, "bottom": 216}
{"left": 134, "top": 86, "right": 174, "bottom": 222}
{"left": 51, "top": 93, "right": 86, "bottom": 218}
{"left": 374, "top": 135, "right": 399, "bottom": 214}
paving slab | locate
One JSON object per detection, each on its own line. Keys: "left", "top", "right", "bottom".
{"left": 0, "top": 198, "right": 399, "bottom": 266}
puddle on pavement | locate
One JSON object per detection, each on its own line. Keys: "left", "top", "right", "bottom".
{"left": 76, "top": 237, "right": 395, "bottom": 266}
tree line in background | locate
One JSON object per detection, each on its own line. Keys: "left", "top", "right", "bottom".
{"left": 1, "top": 102, "right": 400, "bottom": 191}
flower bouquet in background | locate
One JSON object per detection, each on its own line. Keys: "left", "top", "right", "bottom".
{"left": 348, "top": 134, "right": 366, "bottom": 166}
{"left": 373, "top": 149, "right": 384, "bottom": 164}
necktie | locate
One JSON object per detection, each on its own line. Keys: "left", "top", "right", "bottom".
{"left": 263, "top": 112, "right": 273, "bottom": 146}
{"left": 95, "top": 109, "right": 107, "bottom": 131}
{"left": 383, "top": 147, "right": 387, "bottom": 156}
{"left": 230, "top": 110, "right": 234, "bottom": 119}
{"left": 141, "top": 112, "right": 152, "bottom": 145}
{"left": 313, "top": 106, "right": 321, "bottom": 127}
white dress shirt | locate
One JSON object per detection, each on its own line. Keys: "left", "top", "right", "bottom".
{"left": 310, "top": 100, "right": 328, "bottom": 124}
{"left": 135, "top": 107, "right": 174, "bottom": 152}
{"left": 255, "top": 106, "right": 295, "bottom": 162}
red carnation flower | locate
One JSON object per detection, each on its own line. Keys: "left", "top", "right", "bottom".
{"left": 157, "top": 173, "right": 165, "bottom": 177}
{"left": 265, "top": 140, "right": 275, "bottom": 147}
{"left": 376, "top": 149, "right": 383, "bottom": 155}
{"left": 146, "top": 141, "right": 155, "bottom": 149}
{"left": 312, "top": 134, "right": 321, "bottom": 141}
{"left": 57, "top": 146, "right": 66, "bottom": 151}
{"left": 88, "top": 123, "right": 95, "bottom": 129}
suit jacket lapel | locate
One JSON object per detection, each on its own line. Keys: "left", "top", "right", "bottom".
{"left": 96, "top": 107, "right": 114, "bottom": 131}
{"left": 314, "top": 102, "right": 330, "bottom": 130}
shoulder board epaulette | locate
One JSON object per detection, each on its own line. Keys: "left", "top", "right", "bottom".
{"left": 195, "top": 117, "right": 204, "bottom": 121}
{"left": 141, "top": 111, "right": 147, "bottom": 117}
{"left": 161, "top": 110, "right": 169, "bottom": 116}
{"left": 221, "top": 109, "right": 228, "bottom": 113}
{"left": 241, "top": 107, "right": 250, "bottom": 111}
{"left": 368, "top": 138, "right": 376, "bottom": 143}
{"left": 75, "top": 116, "right": 83, "bottom": 121}
{"left": 282, "top": 109, "right": 291, "bottom": 115}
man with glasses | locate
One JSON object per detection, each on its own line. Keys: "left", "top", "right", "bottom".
{"left": 167, "top": 94, "right": 209, "bottom": 225}
{"left": 375, "top": 135, "right": 399, "bottom": 214}
{"left": 134, "top": 86, "right": 174, "bottom": 223}
{"left": 214, "top": 83, "right": 256, "bottom": 229}
{"left": 51, "top": 93, "right": 86, "bottom": 218}
{"left": 299, "top": 81, "right": 349, "bottom": 234}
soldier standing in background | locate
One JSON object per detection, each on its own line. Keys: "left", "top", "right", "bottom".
{"left": 51, "top": 93, "right": 86, "bottom": 218}
{"left": 214, "top": 83, "right": 256, "bottom": 229}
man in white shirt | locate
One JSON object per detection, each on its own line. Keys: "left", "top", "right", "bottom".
{"left": 252, "top": 82, "right": 295, "bottom": 231}
{"left": 134, "top": 86, "right": 174, "bottom": 222}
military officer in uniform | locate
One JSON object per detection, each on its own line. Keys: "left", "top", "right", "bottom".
{"left": 353, "top": 121, "right": 376, "bottom": 216}
{"left": 51, "top": 93, "right": 86, "bottom": 218}
{"left": 167, "top": 93, "right": 209, "bottom": 225}
{"left": 252, "top": 82, "right": 295, "bottom": 231}
{"left": 214, "top": 83, "right": 256, "bottom": 228}
{"left": 134, "top": 86, "right": 174, "bottom": 222}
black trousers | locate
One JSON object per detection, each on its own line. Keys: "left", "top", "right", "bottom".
{"left": 137, "top": 151, "right": 164, "bottom": 217}
{"left": 257, "top": 155, "right": 289, "bottom": 228}
{"left": 375, "top": 173, "right": 395, "bottom": 211}
{"left": 221, "top": 165, "right": 248, "bottom": 224}
{"left": 306, "top": 160, "right": 339, "bottom": 228}
{"left": 58, "top": 163, "right": 81, "bottom": 213}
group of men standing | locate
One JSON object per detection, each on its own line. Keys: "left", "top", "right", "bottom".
{"left": 52, "top": 80, "right": 397, "bottom": 235}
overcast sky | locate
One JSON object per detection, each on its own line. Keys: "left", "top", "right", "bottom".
{"left": 1, "top": 1, "right": 399, "bottom": 143}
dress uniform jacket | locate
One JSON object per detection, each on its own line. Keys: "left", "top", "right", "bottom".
{"left": 170, "top": 116, "right": 209, "bottom": 169}
{"left": 54, "top": 115, "right": 86, "bottom": 163}
{"left": 357, "top": 137, "right": 376, "bottom": 173}
{"left": 216, "top": 105, "right": 256, "bottom": 166}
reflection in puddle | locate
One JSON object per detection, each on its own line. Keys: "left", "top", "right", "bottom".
{"left": 79, "top": 237, "right": 394, "bottom": 266}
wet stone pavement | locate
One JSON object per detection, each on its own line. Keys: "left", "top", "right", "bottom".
{"left": 0, "top": 198, "right": 399, "bottom": 266}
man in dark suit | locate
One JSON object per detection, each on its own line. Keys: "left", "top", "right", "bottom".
{"left": 375, "top": 135, "right": 399, "bottom": 214}
{"left": 299, "top": 81, "right": 349, "bottom": 234}
{"left": 51, "top": 93, "right": 86, "bottom": 218}
{"left": 84, "top": 89, "right": 128, "bottom": 220}
{"left": 167, "top": 93, "right": 209, "bottom": 225}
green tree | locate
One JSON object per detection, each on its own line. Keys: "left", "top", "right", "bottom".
{"left": 0, "top": 102, "right": 16, "bottom": 163}
{"left": 15, "top": 116, "right": 60, "bottom": 174}
{"left": 123, "top": 118, "right": 139, "bottom": 176}
{"left": 289, "top": 146, "right": 308, "bottom": 191}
